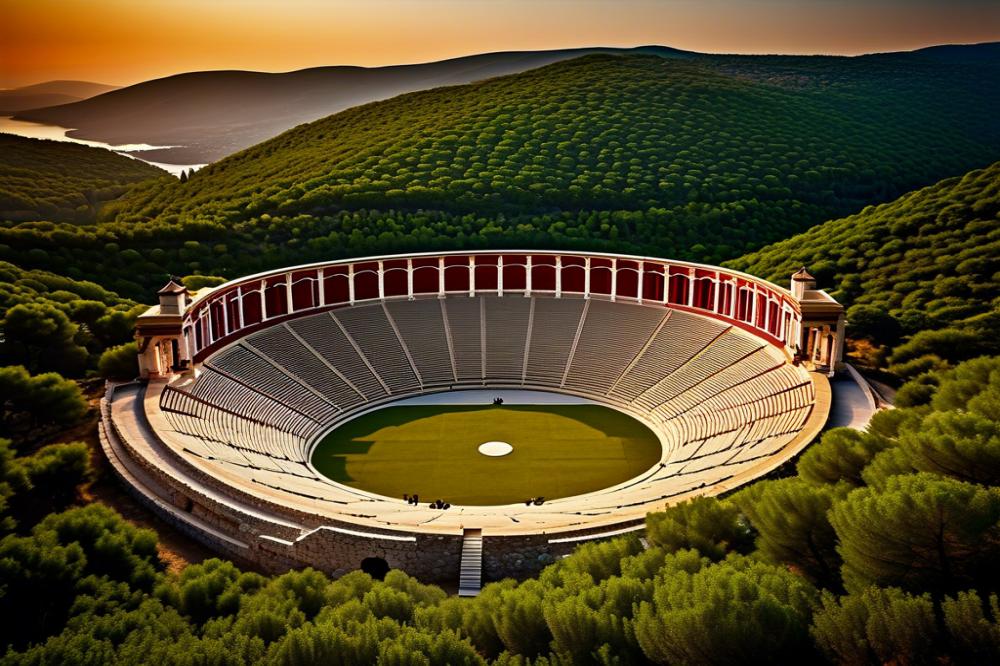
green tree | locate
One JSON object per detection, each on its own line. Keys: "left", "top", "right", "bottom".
{"left": 0, "top": 504, "right": 161, "bottom": 649}
{"left": 11, "top": 441, "right": 92, "bottom": 522}
{"left": 810, "top": 587, "right": 939, "bottom": 665}
{"left": 0, "top": 365, "right": 88, "bottom": 441}
{"left": 898, "top": 410, "right": 1000, "bottom": 485}
{"left": 634, "top": 555, "right": 818, "bottom": 664}
{"left": 846, "top": 304, "right": 902, "bottom": 345}
{"left": 829, "top": 473, "right": 1000, "bottom": 594}
{"left": 644, "top": 496, "right": 753, "bottom": 560}
{"left": 941, "top": 590, "right": 1000, "bottom": 663}
{"left": 735, "top": 478, "right": 848, "bottom": 588}
{"left": 492, "top": 581, "right": 553, "bottom": 658}
{"left": 0, "top": 303, "right": 88, "bottom": 375}
{"left": 797, "top": 428, "right": 889, "bottom": 486}
{"left": 98, "top": 341, "right": 139, "bottom": 380}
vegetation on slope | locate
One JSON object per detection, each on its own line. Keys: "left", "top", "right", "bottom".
{"left": 13, "top": 47, "right": 687, "bottom": 163}
{"left": 0, "top": 260, "right": 143, "bottom": 379}
{"left": 2, "top": 358, "right": 999, "bottom": 663}
{"left": 0, "top": 134, "right": 165, "bottom": 223}
{"left": 3, "top": 50, "right": 998, "bottom": 299}
{"left": 729, "top": 162, "right": 1000, "bottom": 377}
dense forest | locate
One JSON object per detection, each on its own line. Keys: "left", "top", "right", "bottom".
{"left": 2, "top": 50, "right": 999, "bottom": 299}
{"left": 0, "top": 135, "right": 163, "bottom": 224}
{"left": 729, "top": 162, "right": 1000, "bottom": 377}
{"left": 2, "top": 358, "right": 998, "bottom": 663}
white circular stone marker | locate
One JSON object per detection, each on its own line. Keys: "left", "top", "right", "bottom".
{"left": 478, "top": 441, "right": 513, "bottom": 457}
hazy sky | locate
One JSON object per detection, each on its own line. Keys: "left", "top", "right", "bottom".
{"left": 2, "top": 0, "right": 999, "bottom": 87}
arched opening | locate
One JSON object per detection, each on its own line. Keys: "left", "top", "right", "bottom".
{"left": 361, "top": 556, "right": 390, "bottom": 580}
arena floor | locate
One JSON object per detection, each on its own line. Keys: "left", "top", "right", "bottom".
{"left": 310, "top": 399, "right": 663, "bottom": 506}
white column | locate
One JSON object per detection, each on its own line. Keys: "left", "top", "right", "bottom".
{"left": 348, "top": 264, "right": 355, "bottom": 305}
{"left": 713, "top": 273, "right": 721, "bottom": 313}
{"left": 184, "top": 328, "right": 194, "bottom": 361}
{"left": 584, "top": 257, "right": 591, "bottom": 299}
{"left": 730, "top": 281, "right": 738, "bottom": 319}
{"left": 687, "top": 268, "right": 695, "bottom": 306}
{"left": 555, "top": 256, "right": 563, "bottom": 298}
{"left": 285, "top": 272, "right": 293, "bottom": 313}
{"left": 221, "top": 300, "right": 229, "bottom": 336}
{"left": 497, "top": 256, "right": 504, "bottom": 296}
{"left": 468, "top": 256, "right": 476, "bottom": 297}
{"left": 834, "top": 315, "right": 846, "bottom": 365}
{"left": 377, "top": 261, "right": 385, "bottom": 300}
{"left": 763, "top": 297, "right": 771, "bottom": 332}
{"left": 236, "top": 287, "right": 245, "bottom": 329}
{"left": 260, "top": 283, "right": 268, "bottom": 320}
{"left": 637, "top": 263, "right": 645, "bottom": 304}
{"left": 438, "top": 257, "right": 445, "bottom": 297}
{"left": 610, "top": 258, "right": 617, "bottom": 302}
{"left": 406, "top": 259, "right": 414, "bottom": 300}
{"left": 206, "top": 309, "right": 215, "bottom": 343}
{"left": 525, "top": 256, "right": 533, "bottom": 297}
{"left": 664, "top": 268, "right": 671, "bottom": 304}
{"left": 317, "top": 268, "right": 326, "bottom": 307}
{"left": 751, "top": 284, "right": 759, "bottom": 326}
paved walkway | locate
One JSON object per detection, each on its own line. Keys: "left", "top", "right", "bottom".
{"left": 828, "top": 374, "right": 875, "bottom": 430}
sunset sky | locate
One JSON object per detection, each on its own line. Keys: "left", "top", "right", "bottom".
{"left": 2, "top": 0, "right": 999, "bottom": 88}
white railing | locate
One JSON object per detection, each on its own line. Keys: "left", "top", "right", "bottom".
{"left": 180, "top": 250, "right": 801, "bottom": 362}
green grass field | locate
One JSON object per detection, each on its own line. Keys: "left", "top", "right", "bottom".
{"left": 310, "top": 404, "right": 662, "bottom": 505}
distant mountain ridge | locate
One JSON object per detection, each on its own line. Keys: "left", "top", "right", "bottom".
{"left": 16, "top": 43, "right": 996, "bottom": 165}
{"left": 13, "top": 47, "right": 693, "bottom": 164}
{"left": 0, "top": 80, "right": 117, "bottom": 115}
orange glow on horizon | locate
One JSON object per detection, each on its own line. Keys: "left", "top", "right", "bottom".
{"left": 2, "top": 0, "right": 999, "bottom": 88}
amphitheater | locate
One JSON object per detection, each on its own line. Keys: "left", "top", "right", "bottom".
{"left": 101, "top": 250, "right": 844, "bottom": 594}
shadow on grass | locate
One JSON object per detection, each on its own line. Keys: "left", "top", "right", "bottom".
{"left": 311, "top": 437, "right": 375, "bottom": 483}
{"left": 310, "top": 403, "right": 658, "bottom": 485}
{"left": 502, "top": 404, "right": 655, "bottom": 439}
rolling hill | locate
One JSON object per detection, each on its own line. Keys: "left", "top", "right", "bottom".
{"left": 728, "top": 161, "right": 1000, "bottom": 372}
{"left": 0, "top": 134, "right": 166, "bottom": 223}
{"left": 13, "top": 47, "right": 691, "bottom": 163}
{"left": 3, "top": 48, "right": 999, "bottom": 301}
{"left": 0, "top": 80, "right": 117, "bottom": 115}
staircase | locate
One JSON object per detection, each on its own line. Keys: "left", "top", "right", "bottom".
{"left": 459, "top": 529, "right": 483, "bottom": 597}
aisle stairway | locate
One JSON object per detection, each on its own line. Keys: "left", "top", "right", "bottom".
{"left": 459, "top": 529, "right": 484, "bottom": 597}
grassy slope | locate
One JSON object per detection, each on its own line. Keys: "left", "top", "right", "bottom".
{"left": 728, "top": 162, "right": 1000, "bottom": 341}
{"left": 0, "top": 134, "right": 166, "bottom": 223}
{"left": 311, "top": 404, "right": 661, "bottom": 505}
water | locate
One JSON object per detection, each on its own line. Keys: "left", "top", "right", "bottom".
{"left": 0, "top": 116, "right": 206, "bottom": 177}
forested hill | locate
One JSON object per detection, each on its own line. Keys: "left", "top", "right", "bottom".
{"left": 729, "top": 162, "right": 1000, "bottom": 375}
{"left": 0, "top": 134, "right": 166, "bottom": 223}
{"left": 108, "top": 51, "right": 998, "bottom": 261}
{"left": 13, "top": 47, "right": 693, "bottom": 164}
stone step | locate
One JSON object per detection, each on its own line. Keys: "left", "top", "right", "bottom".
{"left": 458, "top": 528, "right": 483, "bottom": 597}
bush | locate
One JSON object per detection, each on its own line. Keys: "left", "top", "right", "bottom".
{"left": 829, "top": 473, "right": 1000, "bottom": 594}
{"left": 98, "top": 342, "right": 139, "bottom": 380}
